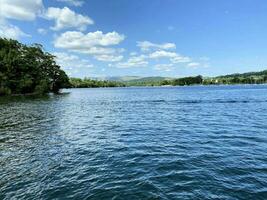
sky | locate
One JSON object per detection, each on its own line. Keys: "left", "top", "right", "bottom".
{"left": 1, "top": 0, "right": 267, "bottom": 78}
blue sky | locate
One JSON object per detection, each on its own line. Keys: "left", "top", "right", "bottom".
{"left": 1, "top": 0, "right": 267, "bottom": 78}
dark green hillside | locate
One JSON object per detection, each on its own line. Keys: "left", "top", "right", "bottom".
{"left": 203, "top": 70, "right": 267, "bottom": 85}
{"left": 125, "top": 76, "right": 173, "bottom": 86}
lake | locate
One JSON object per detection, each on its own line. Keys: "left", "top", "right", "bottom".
{"left": 1, "top": 85, "right": 267, "bottom": 199}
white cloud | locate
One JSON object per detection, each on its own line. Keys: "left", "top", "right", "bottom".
{"left": 149, "top": 50, "right": 177, "bottom": 59}
{"left": 0, "top": 0, "right": 42, "bottom": 39}
{"left": 154, "top": 63, "right": 174, "bottom": 72}
{"left": 56, "top": 0, "right": 84, "bottom": 7}
{"left": 0, "top": 0, "right": 44, "bottom": 39}
{"left": 149, "top": 50, "right": 191, "bottom": 64}
{"left": 115, "top": 55, "right": 148, "bottom": 68}
{"left": 54, "top": 31, "right": 125, "bottom": 62}
{"left": 74, "top": 46, "right": 124, "bottom": 56}
{"left": 187, "top": 62, "right": 200, "bottom": 67}
{"left": 170, "top": 55, "right": 191, "bottom": 63}
{"left": 137, "top": 41, "right": 176, "bottom": 51}
{"left": 0, "top": 0, "right": 43, "bottom": 21}
{"left": 130, "top": 52, "right": 137, "bottom": 56}
{"left": 137, "top": 41, "right": 192, "bottom": 66}
{"left": 45, "top": 7, "right": 93, "bottom": 31}
{"left": 37, "top": 28, "right": 47, "bottom": 35}
{"left": 0, "top": 20, "right": 29, "bottom": 39}
{"left": 55, "top": 31, "right": 125, "bottom": 48}
{"left": 54, "top": 52, "right": 93, "bottom": 70}
{"left": 94, "top": 54, "right": 123, "bottom": 62}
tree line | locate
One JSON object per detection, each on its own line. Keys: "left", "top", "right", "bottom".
{"left": 124, "top": 72, "right": 267, "bottom": 86}
{"left": 69, "top": 72, "right": 267, "bottom": 88}
{"left": 125, "top": 76, "right": 203, "bottom": 86}
{"left": 70, "top": 76, "right": 203, "bottom": 87}
{"left": 0, "top": 38, "right": 70, "bottom": 96}
{"left": 70, "top": 78, "right": 126, "bottom": 88}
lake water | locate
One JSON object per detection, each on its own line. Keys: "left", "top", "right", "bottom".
{"left": 1, "top": 85, "right": 267, "bottom": 199}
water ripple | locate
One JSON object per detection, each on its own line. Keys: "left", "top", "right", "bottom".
{"left": 1, "top": 86, "right": 267, "bottom": 199}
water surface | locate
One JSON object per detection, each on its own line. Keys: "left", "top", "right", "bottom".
{"left": 1, "top": 85, "right": 267, "bottom": 199}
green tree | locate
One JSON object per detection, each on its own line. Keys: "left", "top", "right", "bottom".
{"left": 0, "top": 38, "right": 70, "bottom": 96}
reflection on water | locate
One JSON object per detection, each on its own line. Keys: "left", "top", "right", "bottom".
{"left": 1, "top": 86, "right": 267, "bottom": 199}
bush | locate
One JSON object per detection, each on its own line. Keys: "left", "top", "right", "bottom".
{"left": 34, "top": 80, "right": 50, "bottom": 94}
{"left": 0, "top": 87, "right": 11, "bottom": 96}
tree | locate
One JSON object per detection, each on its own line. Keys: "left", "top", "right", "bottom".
{"left": 0, "top": 38, "right": 70, "bottom": 95}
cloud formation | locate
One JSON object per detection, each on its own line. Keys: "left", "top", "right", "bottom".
{"left": 0, "top": 20, "right": 29, "bottom": 39}
{"left": 54, "top": 31, "right": 125, "bottom": 62}
{"left": 45, "top": 7, "right": 93, "bottom": 31}
{"left": 154, "top": 64, "right": 174, "bottom": 72}
{"left": 170, "top": 55, "right": 191, "bottom": 63}
{"left": 0, "top": 0, "right": 44, "bottom": 39}
{"left": 137, "top": 41, "right": 176, "bottom": 51}
{"left": 37, "top": 28, "right": 47, "bottom": 35}
{"left": 116, "top": 55, "right": 148, "bottom": 68}
{"left": 94, "top": 54, "right": 123, "bottom": 62}
{"left": 110, "top": 48, "right": 193, "bottom": 69}
{"left": 0, "top": 0, "right": 43, "bottom": 21}
{"left": 187, "top": 62, "right": 200, "bottom": 67}
{"left": 0, "top": 0, "right": 206, "bottom": 75}
{"left": 54, "top": 52, "right": 93, "bottom": 70}
{"left": 56, "top": 0, "right": 84, "bottom": 7}
{"left": 55, "top": 31, "right": 125, "bottom": 48}
{"left": 149, "top": 50, "right": 191, "bottom": 64}
{"left": 149, "top": 50, "right": 177, "bottom": 59}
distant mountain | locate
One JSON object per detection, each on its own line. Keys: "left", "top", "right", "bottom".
{"left": 106, "top": 76, "right": 143, "bottom": 81}
{"left": 91, "top": 76, "right": 142, "bottom": 81}
{"left": 91, "top": 76, "right": 173, "bottom": 82}
{"left": 122, "top": 76, "right": 174, "bottom": 86}
{"left": 125, "top": 76, "right": 172, "bottom": 82}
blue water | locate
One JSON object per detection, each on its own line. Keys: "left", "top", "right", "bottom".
{"left": 1, "top": 85, "right": 267, "bottom": 199}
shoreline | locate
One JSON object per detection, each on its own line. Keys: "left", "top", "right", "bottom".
{"left": 69, "top": 83, "right": 267, "bottom": 89}
{"left": 1, "top": 84, "right": 266, "bottom": 97}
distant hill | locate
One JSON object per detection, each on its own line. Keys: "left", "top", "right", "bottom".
{"left": 216, "top": 70, "right": 267, "bottom": 78}
{"left": 91, "top": 76, "right": 142, "bottom": 82}
{"left": 125, "top": 76, "right": 172, "bottom": 82}
{"left": 204, "top": 69, "right": 267, "bottom": 85}
{"left": 106, "top": 76, "right": 143, "bottom": 81}
{"left": 91, "top": 76, "right": 173, "bottom": 83}
{"left": 122, "top": 76, "right": 174, "bottom": 86}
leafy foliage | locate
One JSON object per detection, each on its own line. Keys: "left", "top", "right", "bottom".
{"left": 0, "top": 38, "right": 70, "bottom": 95}
{"left": 171, "top": 75, "right": 203, "bottom": 86}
